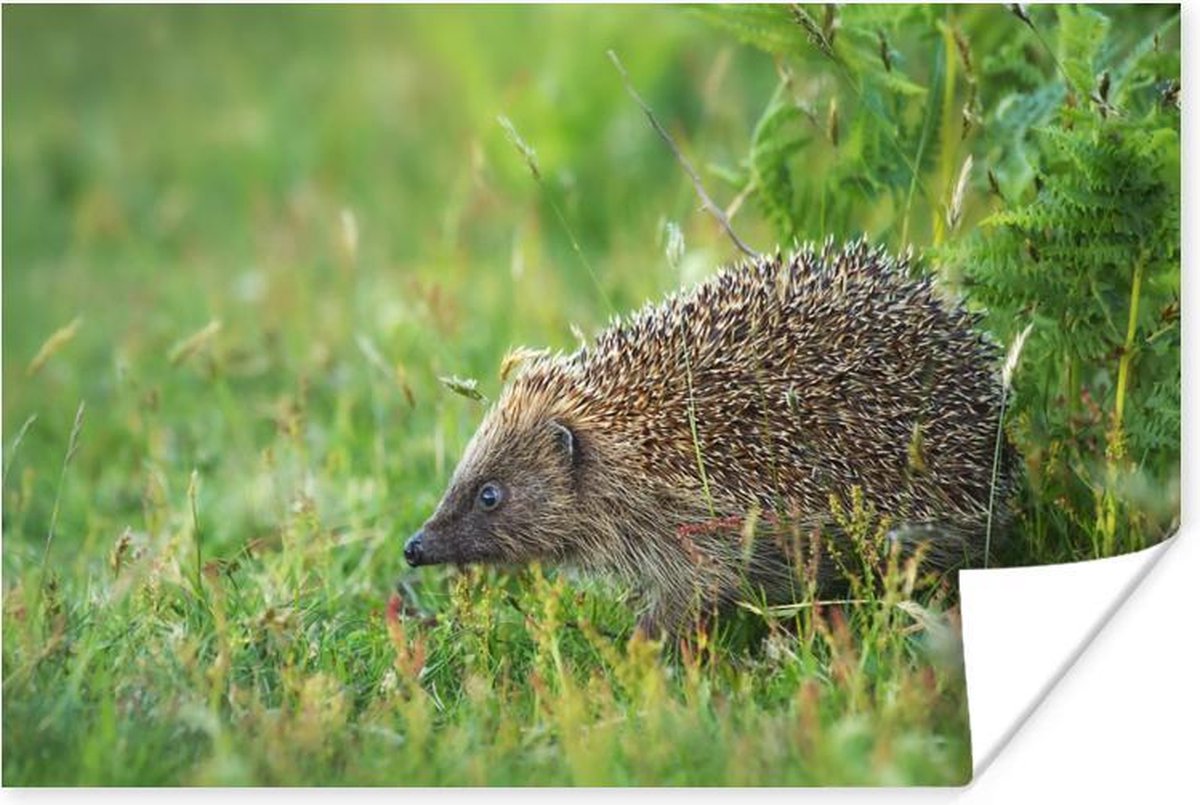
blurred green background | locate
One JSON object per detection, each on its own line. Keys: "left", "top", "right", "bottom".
{"left": 4, "top": 5, "right": 782, "bottom": 559}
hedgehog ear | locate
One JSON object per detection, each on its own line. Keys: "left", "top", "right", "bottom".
{"left": 548, "top": 419, "right": 577, "bottom": 466}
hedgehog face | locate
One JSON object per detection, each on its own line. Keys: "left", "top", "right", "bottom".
{"left": 404, "top": 412, "right": 581, "bottom": 569}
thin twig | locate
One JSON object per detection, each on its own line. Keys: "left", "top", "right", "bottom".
{"left": 737, "top": 598, "right": 893, "bottom": 615}
{"left": 608, "top": 50, "right": 758, "bottom": 259}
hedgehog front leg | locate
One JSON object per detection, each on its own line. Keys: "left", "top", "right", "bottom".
{"left": 634, "top": 593, "right": 696, "bottom": 641}
{"left": 620, "top": 511, "right": 733, "bottom": 639}
{"left": 633, "top": 609, "right": 666, "bottom": 641}
{"left": 634, "top": 561, "right": 727, "bottom": 641}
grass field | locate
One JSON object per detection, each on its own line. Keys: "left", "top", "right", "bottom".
{"left": 2, "top": 5, "right": 1178, "bottom": 786}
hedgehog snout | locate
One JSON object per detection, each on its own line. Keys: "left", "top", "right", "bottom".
{"left": 404, "top": 529, "right": 427, "bottom": 567}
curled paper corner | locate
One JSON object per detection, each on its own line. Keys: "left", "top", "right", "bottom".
{"left": 960, "top": 533, "right": 1179, "bottom": 775}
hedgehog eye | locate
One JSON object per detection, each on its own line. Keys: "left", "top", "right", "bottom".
{"left": 477, "top": 482, "right": 503, "bottom": 512}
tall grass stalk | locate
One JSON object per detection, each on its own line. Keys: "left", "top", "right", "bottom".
{"left": 2, "top": 413, "right": 38, "bottom": 490}
{"left": 900, "top": 38, "right": 944, "bottom": 248}
{"left": 188, "top": 468, "right": 204, "bottom": 599}
{"left": 985, "top": 323, "right": 1033, "bottom": 567}
{"left": 40, "top": 401, "right": 85, "bottom": 577}
{"left": 498, "top": 114, "right": 616, "bottom": 315}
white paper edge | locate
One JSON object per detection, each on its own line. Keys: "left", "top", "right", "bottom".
{"left": 960, "top": 533, "right": 1179, "bottom": 775}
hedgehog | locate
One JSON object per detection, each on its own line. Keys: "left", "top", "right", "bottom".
{"left": 405, "top": 239, "right": 1017, "bottom": 636}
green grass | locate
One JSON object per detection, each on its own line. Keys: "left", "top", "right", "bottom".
{"left": 2, "top": 4, "right": 1177, "bottom": 786}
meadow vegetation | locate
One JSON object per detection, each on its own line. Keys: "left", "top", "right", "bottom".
{"left": 2, "top": 4, "right": 1179, "bottom": 785}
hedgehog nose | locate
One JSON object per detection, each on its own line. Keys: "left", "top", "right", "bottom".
{"left": 404, "top": 530, "right": 425, "bottom": 567}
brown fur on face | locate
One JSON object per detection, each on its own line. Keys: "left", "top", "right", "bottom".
{"left": 406, "top": 240, "right": 1019, "bottom": 637}
{"left": 408, "top": 382, "right": 586, "bottom": 567}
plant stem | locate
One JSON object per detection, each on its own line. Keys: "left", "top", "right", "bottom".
{"left": 188, "top": 469, "right": 204, "bottom": 598}
{"left": 1100, "top": 254, "right": 1145, "bottom": 548}
{"left": 931, "top": 19, "right": 959, "bottom": 253}
{"left": 40, "top": 402, "right": 85, "bottom": 579}
{"left": 983, "top": 395, "right": 1009, "bottom": 569}
{"left": 900, "top": 38, "right": 944, "bottom": 248}
{"left": 1112, "top": 257, "right": 1145, "bottom": 434}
